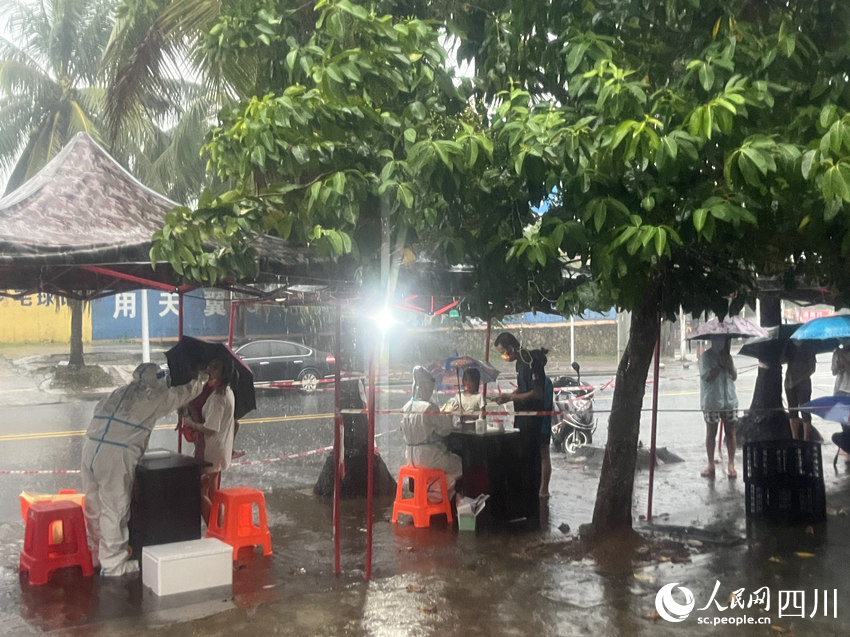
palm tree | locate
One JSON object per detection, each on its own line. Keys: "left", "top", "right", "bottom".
{"left": 0, "top": 0, "right": 224, "bottom": 365}
{"left": 0, "top": 0, "right": 113, "bottom": 194}
{"left": 0, "top": 0, "right": 114, "bottom": 366}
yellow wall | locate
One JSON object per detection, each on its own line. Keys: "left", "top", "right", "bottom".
{"left": 0, "top": 293, "right": 92, "bottom": 343}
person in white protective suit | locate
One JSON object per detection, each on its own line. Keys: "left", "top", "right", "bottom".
{"left": 81, "top": 363, "right": 208, "bottom": 576}
{"left": 400, "top": 366, "right": 463, "bottom": 501}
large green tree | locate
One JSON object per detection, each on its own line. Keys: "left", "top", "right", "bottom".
{"left": 150, "top": 0, "right": 550, "bottom": 307}
{"left": 459, "top": 0, "right": 850, "bottom": 537}
{"left": 154, "top": 0, "right": 850, "bottom": 540}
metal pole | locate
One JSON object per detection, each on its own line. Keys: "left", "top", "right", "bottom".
{"left": 333, "top": 305, "right": 342, "bottom": 574}
{"left": 140, "top": 289, "right": 150, "bottom": 363}
{"left": 227, "top": 299, "right": 236, "bottom": 347}
{"left": 483, "top": 316, "right": 492, "bottom": 401}
{"left": 570, "top": 314, "right": 576, "bottom": 364}
{"left": 177, "top": 293, "right": 184, "bottom": 454}
{"left": 365, "top": 352, "right": 376, "bottom": 580}
{"left": 647, "top": 317, "right": 661, "bottom": 521}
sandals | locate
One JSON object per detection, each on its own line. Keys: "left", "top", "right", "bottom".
{"left": 700, "top": 468, "right": 715, "bottom": 479}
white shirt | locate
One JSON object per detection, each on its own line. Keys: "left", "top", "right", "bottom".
{"left": 200, "top": 387, "right": 235, "bottom": 473}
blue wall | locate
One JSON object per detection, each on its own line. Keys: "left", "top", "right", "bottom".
{"left": 90, "top": 289, "right": 332, "bottom": 341}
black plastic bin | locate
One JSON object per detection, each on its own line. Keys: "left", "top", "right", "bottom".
{"left": 743, "top": 440, "right": 826, "bottom": 523}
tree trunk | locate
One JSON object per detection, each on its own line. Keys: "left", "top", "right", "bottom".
{"left": 591, "top": 283, "right": 661, "bottom": 537}
{"left": 742, "top": 295, "right": 791, "bottom": 441}
{"left": 748, "top": 295, "right": 782, "bottom": 413}
{"left": 69, "top": 299, "right": 85, "bottom": 368}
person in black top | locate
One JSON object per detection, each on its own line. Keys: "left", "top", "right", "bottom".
{"left": 493, "top": 332, "right": 548, "bottom": 520}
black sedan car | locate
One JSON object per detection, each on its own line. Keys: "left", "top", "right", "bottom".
{"left": 234, "top": 339, "right": 337, "bottom": 392}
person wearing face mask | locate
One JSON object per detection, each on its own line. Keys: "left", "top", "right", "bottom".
{"left": 81, "top": 363, "right": 208, "bottom": 576}
{"left": 400, "top": 366, "right": 463, "bottom": 502}
{"left": 183, "top": 358, "right": 236, "bottom": 525}
{"left": 699, "top": 335, "right": 739, "bottom": 479}
{"left": 493, "top": 332, "right": 548, "bottom": 514}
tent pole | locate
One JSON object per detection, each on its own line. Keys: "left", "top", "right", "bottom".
{"left": 365, "top": 352, "right": 376, "bottom": 580}
{"left": 333, "top": 305, "right": 342, "bottom": 574}
{"left": 483, "top": 316, "right": 493, "bottom": 403}
{"left": 647, "top": 314, "right": 661, "bottom": 522}
{"left": 177, "top": 293, "right": 184, "bottom": 454}
{"left": 227, "top": 300, "right": 236, "bottom": 348}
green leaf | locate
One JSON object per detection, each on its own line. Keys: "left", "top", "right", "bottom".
{"left": 326, "top": 64, "right": 344, "bottom": 83}
{"left": 737, "top": 154, "right": 762, "bottom": 187}
{"left": 698, "top": 64, "right": 714, "bottom": 91}
{"left": 331, "top": 171, "right": 346, "bottom": 194}
{"left": 514, "top": 151, "right": 526, "bottom": 175}
{"left": 397, "top": 183, "right": 414, "bottom": 208}
{"left": 693, "top": 208, "right": 708, "bottom": 232}
{"left": 654, "top": 227, "right": 667, "bottom": 256}
{"left": 403, "top": 128, "right": 416, "bottom": 143}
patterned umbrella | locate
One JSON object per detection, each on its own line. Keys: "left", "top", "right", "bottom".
{"left": 428, "top": 356, "right": 500, "bottom": 390}
{"left": 686, "top": 316, "right": 769, "bottom": 340}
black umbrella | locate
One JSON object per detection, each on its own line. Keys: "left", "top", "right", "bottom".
{"left": 165, "top": 336, "right": 256, "bottom": 420}
{"left": 737, "top": 323, "right": 802, "bottom": 360}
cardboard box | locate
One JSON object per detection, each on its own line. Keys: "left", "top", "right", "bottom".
{"left": 142, "top": 538, "right": 232, "bottom": 596}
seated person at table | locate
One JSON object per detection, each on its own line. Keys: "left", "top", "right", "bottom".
{"left": 441, "top": 368, "right": 486, "bottom": 431}
{"left": 401, "top": 366, "right": 463, "bottom": 502}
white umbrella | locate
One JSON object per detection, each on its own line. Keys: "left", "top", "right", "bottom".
{"left": 686, "top": 316, "right": 769, "bottom": 340}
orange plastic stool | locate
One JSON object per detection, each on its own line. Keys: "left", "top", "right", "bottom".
{"left": 206, "top": 487, "right": 272, "bottom": 559}
{"left": 19, "top": 500, "right": 94, "bottom": 585}
{"left": 391, "top": 465, "right": 453, "bottom": 528}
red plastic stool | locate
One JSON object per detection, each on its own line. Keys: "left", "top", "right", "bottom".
{"left": 391, "top": 465, "right": 453, "bottom": 528}
{"left": 19, "top": 500, "right": 94, "bottom": 585}
{"left": 206, "top": 487, "right": 272, "bottom": 559}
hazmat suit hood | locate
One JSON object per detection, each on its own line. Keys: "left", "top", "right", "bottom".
{"left": 411, "top": 366, "right": 436, "bottom": 401}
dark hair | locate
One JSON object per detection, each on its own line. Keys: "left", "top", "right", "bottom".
{"left": 463, "top": 368, "right": 481, "bottom": 387}
{"left": 494, "top": 332, "right": 521, "bottom": 350}
{"left": 209, "top": 357, "right": 234, "bottom": 394}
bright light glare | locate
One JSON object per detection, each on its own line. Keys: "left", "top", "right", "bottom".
{"left": 372, "top": 307, "right": 397, "bottom": 331}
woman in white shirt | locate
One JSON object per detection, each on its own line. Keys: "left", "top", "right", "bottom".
{"left": 184, "top": 358, "right": 235, "bottom": 525}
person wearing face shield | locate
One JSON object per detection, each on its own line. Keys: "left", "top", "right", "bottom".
{"left": 81, "top": 363, "right": 208, "bottom": 576}
{"left": 493, "top": 332, "right": 548, "bottom": 517}
{"left": 400, "top": 366, "right": 463, "bottom": 502}
{"left": 699, "top": 335, "right": 738, "bottom": 479}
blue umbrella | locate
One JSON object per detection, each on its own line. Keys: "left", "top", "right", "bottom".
{"left": 799, "top": 395, "right": 850, "bottom": 424}
{"left": 799, "top": 395, "right": 850, "bottom": 465}
{"left": 789, "top": 315, "right": 850, "bottom": 353}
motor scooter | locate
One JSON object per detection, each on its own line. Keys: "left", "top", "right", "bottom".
{"left": 550, "top": 362, "right": 597, "bottom": 453}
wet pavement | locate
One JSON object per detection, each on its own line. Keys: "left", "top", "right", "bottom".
{"left": 1, "top": 346, "right": 850, "bottom": 635}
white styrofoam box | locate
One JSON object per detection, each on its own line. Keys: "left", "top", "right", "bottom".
{"left": 142, "top": 538, "right": 232, "bottom": 596}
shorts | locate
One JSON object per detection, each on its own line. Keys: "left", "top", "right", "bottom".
{"left": 703, "top": 409, "right": 736, "bottom": 426}
{"left": 785, "top": 378, "right": 812, "bottom": 421}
